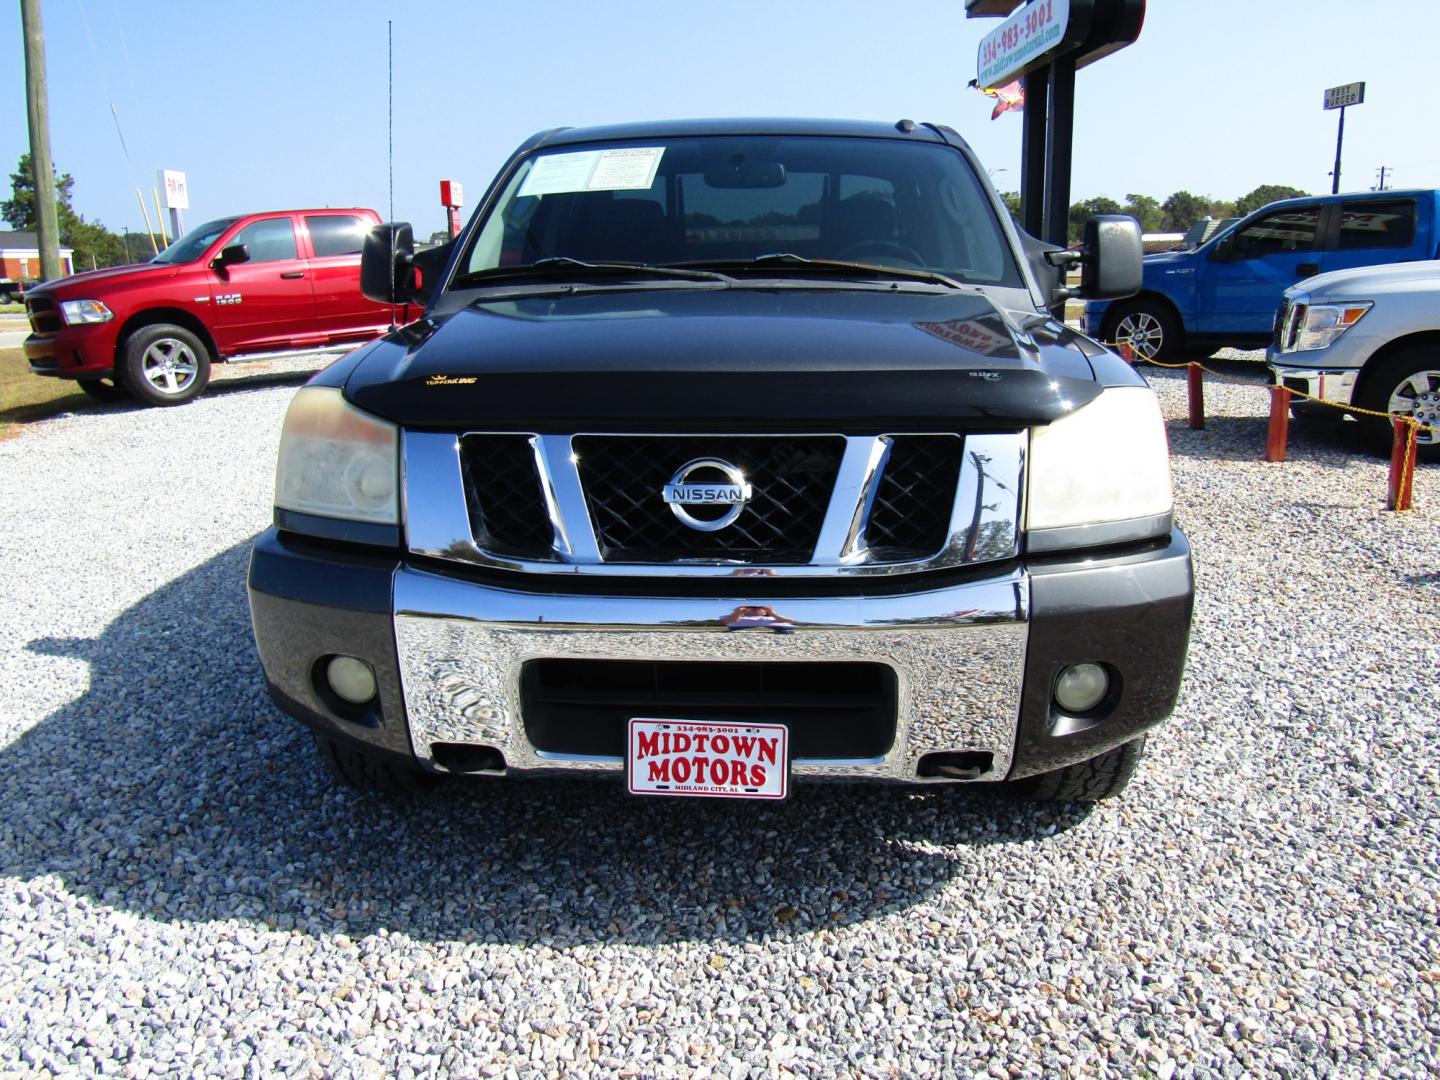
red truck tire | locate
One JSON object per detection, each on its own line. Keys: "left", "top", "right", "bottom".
{"left": 121, "top": 324, "right": 212, "bottom": 406}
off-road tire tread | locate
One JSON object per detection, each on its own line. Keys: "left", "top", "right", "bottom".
{"left": 314, "top": 735, "right": 434, "bottom": 795}
{"left": 1011, "top": 737, "right": 1146, "bottom": 803}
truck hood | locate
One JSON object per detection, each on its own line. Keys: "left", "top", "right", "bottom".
{"left": 1288, "top": 258, "right": 1440, "bottom": 299}
{"left": 28, "top": 261, "right": 182, "bottom": 297}
{"left": 343, "top": 286, "right": 1102, "bottom": 431}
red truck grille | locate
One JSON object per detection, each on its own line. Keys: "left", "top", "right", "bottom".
{"left": 26, "top": 297, "right": 61, "bottom": 335}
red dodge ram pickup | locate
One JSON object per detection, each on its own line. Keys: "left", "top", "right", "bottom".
{"left": 24, "top": 208, "right": 395, "bottom": 406}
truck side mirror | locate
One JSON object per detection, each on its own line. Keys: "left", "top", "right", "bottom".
{"left": 211, "top": 243, "right": 250, "bottom": 269}
{"left": 1210, "top": 234, "right": 1236, "bottom": 262}
{"left": 361, "top": 222, "right": 421, "bottom": 305}
{"left": 1078, "top": 215, "right": 1142, "bottom": 300}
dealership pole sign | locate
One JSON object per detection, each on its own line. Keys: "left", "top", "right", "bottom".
{"left": 978, "top": 0, "right": 1071, "bottom": 88}
{"left": 1323, "top": 81, "right": 1364, "bottom": 194}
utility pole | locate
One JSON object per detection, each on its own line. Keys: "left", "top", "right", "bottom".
{"left": 21, "top": 0, "right": 63, "bottom": 282}
{"left": 1374, "top": 166, "right": 1390, "bottom": 192}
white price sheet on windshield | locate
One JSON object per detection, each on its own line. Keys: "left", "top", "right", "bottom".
{"left": 519, "top": 147, "right": 665, "bottom": 197}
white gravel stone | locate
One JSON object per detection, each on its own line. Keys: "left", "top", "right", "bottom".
{"left": 0, "top": 356, "right": 1436, "bottom": 1077}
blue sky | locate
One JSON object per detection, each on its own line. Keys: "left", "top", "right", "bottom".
{"left": 4, "top": 0, "right": 1437, "bottom": 239}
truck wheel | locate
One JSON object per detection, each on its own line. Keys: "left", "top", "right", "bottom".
{"left": 1104, "top": 301, "right": 1179, "bottom": 363}
{"left": 314, "top": 735, "right": 435, "bottom": 795}
{"left": 1358, "top": 347, "right": 1440, "bottom": 463}
{"left": 77, "top": 377, "right": 129, "bottom": 403}
{"left": 1008, "top": 737, "right": 1147, "bottom": 802}
{"left": 121, "top": 324, "right": 211, "bottom": 406}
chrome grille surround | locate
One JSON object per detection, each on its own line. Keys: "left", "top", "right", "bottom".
{"left": 404, "top": 430, "right": 1025, "bottom": 578}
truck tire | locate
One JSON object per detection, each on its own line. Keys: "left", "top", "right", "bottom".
{"left": 1357, "top": 346, "right": 1440, "bottom": 463}
{"left": 314, "top": 735, "right": 435, "bottom": 795}
{"left": 121, "top": 323, "right": 211, "bottom": 406}
{"left": 77, "top": 377, "right": 129, "bottom": 403}
{"left": 1008, "top": 737, "right": 1147, "bottom": 803}
{"left": 1103, "top": 300, "right": 1180, "bottom": 363}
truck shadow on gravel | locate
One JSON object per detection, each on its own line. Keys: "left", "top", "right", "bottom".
{"left": 4, "top": 540, "right": 1090, "bottom": 947}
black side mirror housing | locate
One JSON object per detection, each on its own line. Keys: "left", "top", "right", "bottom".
{"left": 361, "top": 222, "right": 421, "bottom": 305}
{"left": 211, "top": 243, "right": 250, "bottom": 269}
{"left": 1210, "top": 234, "right": 1236, "bottom": 262}
{"left": 1077, "top": 215, "right": 1142, "bottom": 300}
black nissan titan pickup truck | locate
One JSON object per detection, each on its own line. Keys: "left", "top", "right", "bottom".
{"left": 248, "top": 118, "right": 1194, "bottom": 803}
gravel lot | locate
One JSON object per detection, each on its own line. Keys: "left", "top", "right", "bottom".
{"left": 0, "top": 360, "right": 1436, "bottom": 1078}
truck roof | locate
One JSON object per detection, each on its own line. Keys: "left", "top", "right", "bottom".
{"left": 532, "top": 118, "right": 949, "bottom": 149}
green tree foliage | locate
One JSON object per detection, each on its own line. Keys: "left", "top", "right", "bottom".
{"left": 2, "top": 153, "right": 132, "bottom": 274}
{"left": 1122, "top": 193, "right": 1163, "bottom": 233}
{"left": 998, "top": 190, "right": 1022, "bottom": 221}
{"left": 1235, "top": 184, "right": 1308, "bottom": 216}
{"left": 1067, "top": 196, "right": 1123, "bottom": 243}
{"left": 1160, "top": 191, "right": 1216, "bottom": 233}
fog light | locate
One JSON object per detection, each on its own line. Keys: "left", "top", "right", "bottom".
{"left": 326, "top": 655, "right": 377, "bottom": 705}
{"left": 1054, "top": 662, "right": 1109, "bottom": 713}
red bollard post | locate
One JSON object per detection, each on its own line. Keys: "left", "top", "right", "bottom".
{"left": 1187, "top": 363, "right": 1205, "bottom": 430}
{"left": 1266, "top": 385, "right": 1291, "bottom": 462}
{"left": 1118, "top": 341, "right": 1135, "bottom": 364}
{"left": 1388, "top": 417, "right": 1418, "bottom": 512}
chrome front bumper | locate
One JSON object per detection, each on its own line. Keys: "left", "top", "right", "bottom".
{"left": 393, "top": 565, "right": 1029, "bottom": 781}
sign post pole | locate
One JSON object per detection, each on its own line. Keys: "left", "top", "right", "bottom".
{"left": 1332, "top": 105, "right": 1345, "bottom": 195}
{"left": 1323, "top": 82, "right": 1365, "bottom": 194}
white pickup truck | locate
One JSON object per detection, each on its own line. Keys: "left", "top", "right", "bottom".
{"left": 1268, "top": 259, "right": 1440, "bottom": 462}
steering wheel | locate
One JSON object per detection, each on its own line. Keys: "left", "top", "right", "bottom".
{"left": 836, "top": 240, "right": 927, "bottom": 265}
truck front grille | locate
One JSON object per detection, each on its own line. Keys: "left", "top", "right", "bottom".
{"left": 424, "top": 429, "right": 1023, "bottom": 577}
{"left": 26, "top": 297, "right": 61, "bottom": 335}
{"left": 519, "top": 659, "right": 898, "bottom": 760}
{"left": 575, "top": 435, "right": 844, "bottom": 563}
{"left": 866, "top": 436, "right": 964, "bottom": 561}
{"left": 459, "top": 435, "right": 554, "bottom": 557}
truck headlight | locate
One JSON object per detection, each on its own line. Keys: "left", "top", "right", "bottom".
{"left": 1026, "top": 387, "right": 1172, "bottom": 540}
{"left": 60, "top": 299, "right": 114, "bottom": 324}
{"left": 274, "top": 387, "right": 399, "bottom": 525}
{"left": 1289, "top": 301, "right": 1371, "bottom": 352}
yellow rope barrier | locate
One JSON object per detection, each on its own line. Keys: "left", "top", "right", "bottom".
{"left": 1103, "top": 345, "right": 1436, "bottom": 436}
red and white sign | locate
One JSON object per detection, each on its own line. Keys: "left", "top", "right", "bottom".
{"left": 439, "top": 179, "right": 464, "bottom": 208}
{"left": 158, "top": 169, "right": 189, "bottom": 210}
{"left": 627, "top": 719, "right": 788, "bottom": 800}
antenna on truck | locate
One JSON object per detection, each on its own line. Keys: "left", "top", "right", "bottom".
{"left": 388, "top": 19, "right": 397, "bottom": 331}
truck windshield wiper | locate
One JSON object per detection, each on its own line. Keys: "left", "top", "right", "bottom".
{"left": 664, "top": 253, "right": 966, "bottom": 290}
{"left": 453, "top": 257, "right": 733, "bottom": 287}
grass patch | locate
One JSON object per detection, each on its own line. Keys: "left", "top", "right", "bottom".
{"left": 0, "top": 347, "right": 96, "bottom": 435}
{"left": 0, "top": 303, "right": 25, "bottom": 315}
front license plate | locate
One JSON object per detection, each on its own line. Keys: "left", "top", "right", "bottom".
{"left": 627, "top": 719, "right": 788, "bottom": 800}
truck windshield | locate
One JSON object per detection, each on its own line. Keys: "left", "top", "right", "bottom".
{"left": 151, "top": 217, "right": 241, "bottom": 265}
{"left": 461, "top": 135, "right": 1022, "bottom": 288}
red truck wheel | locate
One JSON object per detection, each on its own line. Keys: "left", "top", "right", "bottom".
{"left": 122, "top": 324, "right": 212, "bottom": 406}
{"left": 78, "top": 378, "right": 129, "bottom": 402}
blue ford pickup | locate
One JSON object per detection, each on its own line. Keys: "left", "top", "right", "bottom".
{"left": 1083, "top": 190, "right": 1440, "bottom": 360}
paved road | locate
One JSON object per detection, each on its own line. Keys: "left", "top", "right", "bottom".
{"left": 0, "top": 314, "right": 28, "bottom": 349}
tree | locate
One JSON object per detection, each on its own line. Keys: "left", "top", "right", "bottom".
{"left": 1161, "top": 191, "right": 1215, "bottom": 233}
{"left": 3, "top": 152, "right": 132, "bottom": 273}
{"left": 1067, "top": 196, "right": 1122, "bottom": 243}
{"left": 998, "top": 190, "right": 1022, "bottom": 221}
{"left": 1235, "top": 184, "right": 1308, "bottom": 216}
{"left": 1122, "top": 193, "right": 1163, "bottom": 233}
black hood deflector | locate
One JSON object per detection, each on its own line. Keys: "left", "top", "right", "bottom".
{"left": 344, "top": 287, "right": 1101, "bottom": 431}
